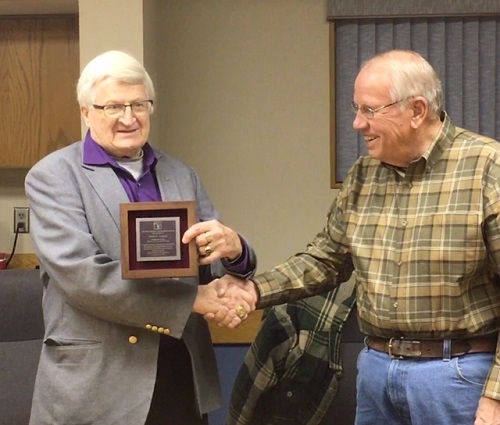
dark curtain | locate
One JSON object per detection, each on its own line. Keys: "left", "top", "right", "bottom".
{"left": 327, "top": 0, "right": 500, "bottom": 19}
{"left": 328, "top": 1, "right": 500, "bottom": 185}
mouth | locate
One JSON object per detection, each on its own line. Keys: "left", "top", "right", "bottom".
{"left": 116, "top": 129, "right": 141, "bottom": 138}
{"left": 364, "top": 136, "right": 378, "bottom": 148}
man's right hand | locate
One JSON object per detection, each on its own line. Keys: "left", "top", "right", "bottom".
{"left": 193, "top": 275, "right": 258, "bottom": 328}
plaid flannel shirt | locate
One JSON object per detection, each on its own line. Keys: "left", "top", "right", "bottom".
{"left": 253, "top": 113, "right": 500, "bottom": 400}
{"left": 227, "top": 281, "right": 356, "bottom": 425}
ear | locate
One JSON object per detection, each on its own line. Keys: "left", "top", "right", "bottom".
{"left": 409, "top": 96, "right": 428, "bottom": 129}
{"left": 80, "top": 106, "right": 91, "bottom": 127}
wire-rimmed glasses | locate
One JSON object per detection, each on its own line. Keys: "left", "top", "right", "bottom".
{"left": 92, "top": 100, "right": 154, "bottom": 118}
{"left": 350, "top": 98, "right": 407, "bottom": 119}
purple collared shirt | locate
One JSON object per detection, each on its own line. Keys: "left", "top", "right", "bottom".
{"left": 82, "top": 131, "right": 249, "bottom": 272}
{"left": 82, "top": 131, "right": 160, "bottom": 202}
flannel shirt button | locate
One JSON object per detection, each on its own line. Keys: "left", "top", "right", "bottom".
{"left": 286, "top": 391, "right": 293, "bottom": 398}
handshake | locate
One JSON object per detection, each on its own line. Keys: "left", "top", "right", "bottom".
{"left": 193, "top": 275, "right": 259, "bottom": 328}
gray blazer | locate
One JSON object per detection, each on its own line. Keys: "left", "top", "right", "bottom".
{"left": 25, "top": 141, "right": 256, "bottom": 425}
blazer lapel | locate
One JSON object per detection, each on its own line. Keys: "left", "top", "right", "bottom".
{"left": 83, "top": 164, "right": 129, "bottom": 230}
{"left": 154, "top": 157, "right": 184, "bottom": 202}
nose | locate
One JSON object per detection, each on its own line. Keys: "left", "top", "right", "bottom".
{"left": 352, "top": 110, "right": 368, "bottom": 131}
{"left": 119, "top": 106, "right": 136, "bottom": 124}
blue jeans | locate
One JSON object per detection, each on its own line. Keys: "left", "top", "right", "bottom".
{"left": 355, "top": 346, "right": 493, "bottom": 425}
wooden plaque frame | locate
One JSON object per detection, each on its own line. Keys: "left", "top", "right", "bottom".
{"left": 120, "top": 201, "right": 198, "bottom": 279}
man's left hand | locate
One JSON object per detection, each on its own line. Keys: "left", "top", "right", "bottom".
{"left": 475, "top": 396, "right": 500, "bottom": 425}
{"left": 182, "top": 220, "right": 242, "bottom": 264}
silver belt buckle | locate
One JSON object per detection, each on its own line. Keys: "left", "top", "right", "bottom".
{"left": 388, "top": 337, "right": 404, "bottom": 359}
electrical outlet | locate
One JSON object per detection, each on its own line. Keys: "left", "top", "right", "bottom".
{"left": 14, "top": 207, "right": 30, "bottom": 233}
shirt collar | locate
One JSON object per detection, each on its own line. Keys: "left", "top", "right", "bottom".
{"left": 382, "top": 111, "right": 454, "bottom": 175}
{"left": 420, "top": 111, "right": 455, "bottom": 171}
{"left": 82, "top": 130, "right": 157, "bottom": 169}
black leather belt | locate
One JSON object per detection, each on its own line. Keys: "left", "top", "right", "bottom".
{"left": 365, "top": 335, "right": 497, "bottom": 359}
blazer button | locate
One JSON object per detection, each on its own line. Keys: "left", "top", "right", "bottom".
{"left": 129, "top": 335, "right": 138, "bottom": 344}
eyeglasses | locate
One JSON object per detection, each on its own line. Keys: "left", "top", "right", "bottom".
{"left": 92, "top": 100, "right": 153, "bottom": 118}
{"left": 350, "top": 98, "right": 407, "bottom": 119}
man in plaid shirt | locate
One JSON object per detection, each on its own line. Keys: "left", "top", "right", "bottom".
{"left": 215, "top": 50, "right": 500, "bottom": 424}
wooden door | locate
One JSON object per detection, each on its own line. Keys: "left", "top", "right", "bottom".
{"left": 0, "top": 15, "right": 80, "bottom": 168}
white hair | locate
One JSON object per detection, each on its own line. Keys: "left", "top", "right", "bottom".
{"left": 362, "top": 50, "right": 443, "bottom": 119}
{"left": 76, "top": 50, "right": 155, "bottom": 107}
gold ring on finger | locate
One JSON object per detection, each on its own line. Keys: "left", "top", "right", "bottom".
{"left": 236, "top": 305, "right": 247, "bottom": 319}
{"left": 205, "top": 245, "right": 213, "bottom": 256}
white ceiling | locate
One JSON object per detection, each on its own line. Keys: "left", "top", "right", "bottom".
{"left": 0, "top": 0, "right": 78, "bottom": 15}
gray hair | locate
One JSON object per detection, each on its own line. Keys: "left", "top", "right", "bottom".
{"left": 362, "top": 50, "right": 443, "bottom": 119}
{"left": 76, "top": 50, "right": 155, "bottom": 107}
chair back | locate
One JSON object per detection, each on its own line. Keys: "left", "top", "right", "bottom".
{"left": 0, "top": 269, "right": 44, "bottom": 425}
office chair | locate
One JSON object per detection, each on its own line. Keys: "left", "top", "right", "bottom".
{"left": 0, "top": 269, "right": 44, "bottom": 425}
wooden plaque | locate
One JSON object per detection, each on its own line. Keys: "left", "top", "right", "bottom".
{"left": 120, "top": 201, "right": 198, "bottom": 279}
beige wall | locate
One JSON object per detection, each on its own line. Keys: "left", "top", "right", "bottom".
{"left": 0, "top": 0, "right": 337, "bottom": 272}
{"left": 154, "top": 0, "right": 334, "bottom": 271}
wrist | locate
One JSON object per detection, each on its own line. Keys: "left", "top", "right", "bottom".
{"left": 225, "top": 251, "right": 242, "bottom": 263}
{"left": 193, "top": 285, "right": 208, "bottom": 314}
{"left": 222, "top": 235, "right": 248, "bottom": 266}
{"left": 248, "top": 279, "right": 260, "bottom": 309}
{"left": 226, "top": 234, "right": 244, "bottom": 262}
